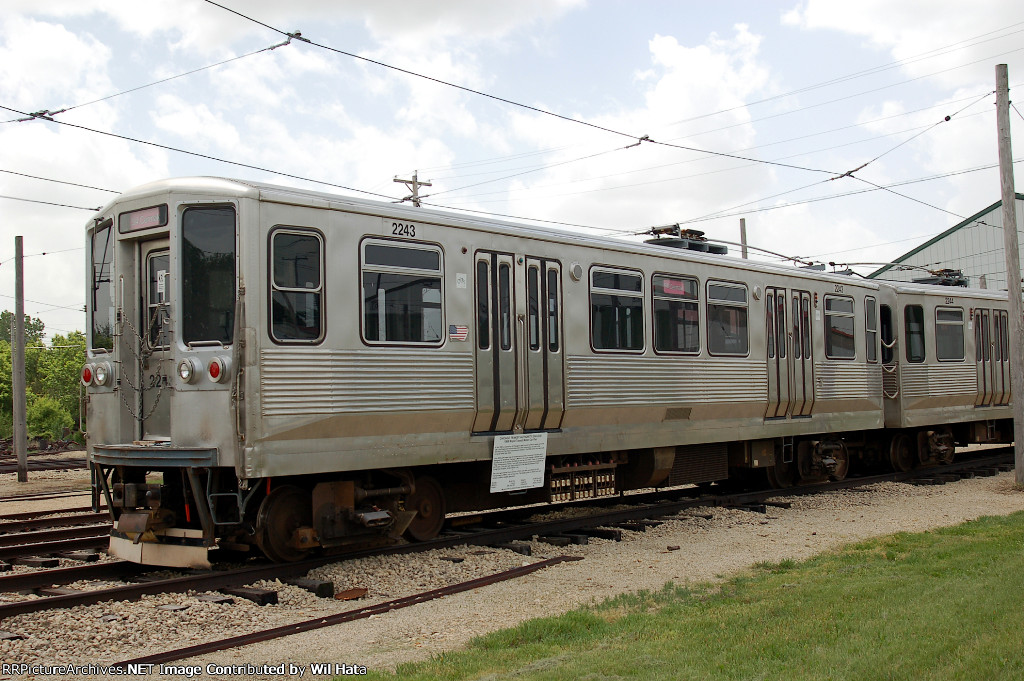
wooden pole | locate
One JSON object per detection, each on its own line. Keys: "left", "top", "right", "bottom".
{"left": 13, "top": 236, "right": 27, "bottom": 482}
{"left": 995, "top": 64, "right": 1023, "bottom": 485}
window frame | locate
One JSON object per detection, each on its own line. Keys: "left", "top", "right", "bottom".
{"left": 89, "top": 218, "right": 115, "bottom": 352}
{"left": 904, "top": 304, "right": 926, "bottom": 364}
{"left": 360, "top": 237, "right": 445, "bottom": 347}
{"left": 181, "top": 204, "right": 237, "bottom": 347}
{"left": 268, "top": 226, "right": 325, "bottom": 345}
{"left": 865, "top": 295, "right": 878, "bottom": 363}
{"left": 651, "top": 272, "right": 700, "bottom": 355}
{"left": 823, "top": 294, "right": 856, "bottom": 360}
{"left": 589, "top": 265, "right": 645, "bottom": 353}
{"left": 934, "top": 305, "right": 966, "bottom": 362}
{"left": 706, "top": 280, "right": 749, "bottom": 357}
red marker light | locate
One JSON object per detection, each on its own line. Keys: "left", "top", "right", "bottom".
{"left": 209, "top": 360, "right": 221, "bottom": 380}
{"left": 81, "top": 365, "right": 93, "bottom": 385}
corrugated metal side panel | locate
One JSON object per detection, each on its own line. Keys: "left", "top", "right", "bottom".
{"left": 882, "top": 365, "right": 899, "bottom": 397}
{"left": 813, "top": 362, "right": 883, "bottom": 400}
{"left": 260, "top": 349, "right": 475, "bottom": 416}
{"left": 666, "top": 443, "right": 729, "bottom": 486}
{"left": 900, "top": 364, "right": 976, "bottom": 398}
{"left": 566, "top": 356, "right": 766, "bottom": 407}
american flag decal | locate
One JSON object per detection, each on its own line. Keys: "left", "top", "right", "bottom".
{"left": 449, "top": 324, "right": 469, "bottom": 341}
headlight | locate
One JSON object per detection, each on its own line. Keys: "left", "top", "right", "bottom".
{"left": 93, "top": 362, "right": 112, "bottom": 386}
{"left": 178, "top": 358, "right": 201, "bottom": 384}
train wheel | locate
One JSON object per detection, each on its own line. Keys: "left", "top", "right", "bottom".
{"left": 256, "top": 485, "right": 312, "bottom": 563}
{"left": 405, "top": 476, "right": 446, "bottom": 542}
{"left": 767, "top": 458, "right": 798, "bottom": 488}
{"left": 889, "top": 434, "right": 915, "bottom": 473}
{"left": 829, "top": 444, "right": 850, "bottom": 481}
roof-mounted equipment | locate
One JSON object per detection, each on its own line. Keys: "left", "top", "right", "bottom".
{"left": 644, "top": 224, "right": 728, "bottom": 255}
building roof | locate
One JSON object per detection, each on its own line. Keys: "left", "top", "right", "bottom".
{"left": 868, "top": 193, "right": 1024, "bottom": 279}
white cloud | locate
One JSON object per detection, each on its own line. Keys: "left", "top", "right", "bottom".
{"left": 151, "top": 94, "right": 242, "bottom": 150}
{"left": 783, "top": 0, "right": 1024, "bottom": 89}
{"left": 453, "top": 25, "right": 778, "bottom": 235}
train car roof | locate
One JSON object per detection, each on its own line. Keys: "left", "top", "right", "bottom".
{"left": 92, "top": 176, "right": 898, "bottom": 290}
{"left": 883, "top": 280, "right": 1008, "bottom": 301}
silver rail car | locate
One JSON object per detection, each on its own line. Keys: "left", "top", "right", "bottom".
{"left": 83, "top": 178, "right": 1012, "bottom": 567}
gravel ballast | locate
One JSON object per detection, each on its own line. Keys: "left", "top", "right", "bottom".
{"left": 0, "top": 469, "right": 1021, "bottom": 679}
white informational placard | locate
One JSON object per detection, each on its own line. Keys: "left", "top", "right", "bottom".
{"left": 489, "top": 432, "right": 548, "bottom": 493}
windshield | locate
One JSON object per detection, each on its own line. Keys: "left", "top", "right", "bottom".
{"left": 90, "top": 220, "right": 114, "bottom": 350}
{"left": 182, "top": 206, "right": 236, "bottom": 345}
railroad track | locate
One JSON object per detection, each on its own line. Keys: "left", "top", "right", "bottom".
{"left": 0, "top": 489, "right": 92, "bottom": 504}
{"left": 0, "top": 448, "right": 1012, "bottom": 625}
{"left": 0, "top": 456, "right": 88, "bottom": 474}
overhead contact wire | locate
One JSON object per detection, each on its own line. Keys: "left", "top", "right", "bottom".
{"left": 202, "top": 1, "right": 844, "bottom": 178}
{"left": 5, "top": 38, "right": 295, "bottom": 124}
{"left": 0, "top": 104, "right": 399, "bottom": 203}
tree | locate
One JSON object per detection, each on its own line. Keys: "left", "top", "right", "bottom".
{"left": 34, "top": 331, "right": 86, "bottom": 425}
{"left": 0, "top": 310, "right": 45, "bottom": 345}
{"left": 0, "top": 328, "right": 86, "bottom": 438}
{"left": 27, "top": 396, "right": 73, "bottom": 440}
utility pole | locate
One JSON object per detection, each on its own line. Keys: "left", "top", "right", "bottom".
{"left": 995, "top": 64, "right": 1023, "bottom": 485}
{"left": 739, "top": 218, "right": 749, "bottom": 260}
{"left": 394, "top": 171, "right": 432, "bottom": 207}
{"left": 13, "top": 236, "right": 27, "bottom": 482}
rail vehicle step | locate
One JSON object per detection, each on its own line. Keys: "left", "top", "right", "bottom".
{"left": 492, "top": 542, "right": 532, "bottom": 556}
{"left": 57, "top": 551, "right": 100, "bottom": 562}
{"left": 286, "top": 578, "right": 335, "bottom": 598}
{"left": 538, "top": 536, "right": 573, "bottom": 547}
{"left": 219, "top": 586, "right": 278, "bottom": 606}
{"left": 196, "top": 594, "right": 234, "bottom": 605}
{"left": 12, "top": 557, "right": 58, "bottom": 568}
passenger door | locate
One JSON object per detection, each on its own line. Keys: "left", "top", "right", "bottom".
{"left": 473, "top": 252, "right": 564, "bottom": 432}
{"left": 765, "top": 286, "right": 790, "bottom": 418}
{"left": 139, "top": 238, "right": 172, "bottom": 439}
{"left": 790, "top": 290, "right": 814, "bottom": 416}
{"left": 976, "top": 309, "right": 1010, "bottom": 406}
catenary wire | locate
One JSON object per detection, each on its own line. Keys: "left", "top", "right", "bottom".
{"left": 202, "top": 1, "right": 843, "bottom": 178}
{"left": 2, "top": 38, "right": 295, "bottom": 124}
{"left": 0, "top": 194, "right": 101, "bottom": 211}
{"left": 0, "top": 169, "right": 120, "bottom": 194}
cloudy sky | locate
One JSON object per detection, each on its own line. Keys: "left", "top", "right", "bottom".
{"left": 1, "top": 0, "right": 1022, "bottom": 339}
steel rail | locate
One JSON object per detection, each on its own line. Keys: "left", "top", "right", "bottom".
{"left": 0, "top": 512, "right": 108, "bottom": 534}
{"left": 0, "top": 524, "right": 110, "bottom": 548}
{"left": 0, "top": 536, "right": 108, "bottom": 562}
{"left": 0, "top": 560, "right": 143, "bottom": 593}
{"left": 111, "top": 555, "right": 583, "bottom": 669}
{"left": 0, "top": 449, "right": 1011, "bottom": 620}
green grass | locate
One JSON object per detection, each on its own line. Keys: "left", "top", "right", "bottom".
{"left": 365, "top": 512, "right": 1024, "bottom": 681}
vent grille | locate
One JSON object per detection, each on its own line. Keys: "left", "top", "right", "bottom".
{"left": 667, "top": 443, "right": 729, "bottom": 486}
